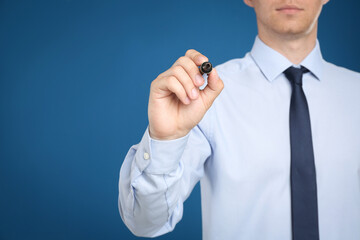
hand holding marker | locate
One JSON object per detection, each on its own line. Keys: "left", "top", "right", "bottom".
{"left": 148, "top": 50, "right": 224, "bottom": 140}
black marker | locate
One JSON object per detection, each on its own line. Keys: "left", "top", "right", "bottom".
{"left": 199, "top": 61, "right": 213, "bottom": 75}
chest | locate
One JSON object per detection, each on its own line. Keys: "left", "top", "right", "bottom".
{"left": 210, "top": 81, "right": 360, "bottom": 184}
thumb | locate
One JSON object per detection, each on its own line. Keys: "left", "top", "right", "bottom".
{"left": 200, "top": 68, "right": 224, "bottom": 108}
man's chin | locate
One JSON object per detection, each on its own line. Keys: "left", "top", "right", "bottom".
{"left": 274, "top": 26, "right": 311, "bottom": 38}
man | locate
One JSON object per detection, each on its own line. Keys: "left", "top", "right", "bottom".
{"left": 118, "top": 0, "right": 360, "bottom": 239}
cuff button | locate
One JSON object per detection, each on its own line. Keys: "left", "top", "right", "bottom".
{"left": 143, "top": 152, "right": 150, "bottom": 160}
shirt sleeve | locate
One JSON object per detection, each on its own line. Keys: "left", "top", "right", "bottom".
{"left": 118, "top": 112, "right": 213, "bottom": 237}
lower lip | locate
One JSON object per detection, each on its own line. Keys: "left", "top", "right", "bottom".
{"left": 277, "top": 8, "right": 302, "bottom": 14}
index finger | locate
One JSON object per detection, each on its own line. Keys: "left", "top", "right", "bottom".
{"left": 185, "top": 49, "right": 209, "bottom": 66}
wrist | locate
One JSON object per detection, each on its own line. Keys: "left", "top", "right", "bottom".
{"left": 148, "top": 127, "right": 189, "bottom": 141}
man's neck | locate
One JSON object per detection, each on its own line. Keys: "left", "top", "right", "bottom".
{"left": 258, "top": 22, "right": 318, "bottom": 65}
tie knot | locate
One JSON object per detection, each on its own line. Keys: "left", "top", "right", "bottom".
{"left": 284, "top": 66, "right": 309, "bottom": 86}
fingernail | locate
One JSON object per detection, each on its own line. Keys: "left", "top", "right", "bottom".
{"left": 192, "top": 88, "right": 198, "bottom": 99}
{"left": 195, "top": 74, "right": 204, "bottom": 85}
{"left": 184, "top": 96, "right": 191, "bottom": 104}
{"left": 197, "top": 55, "right": 207, "bottom": 63}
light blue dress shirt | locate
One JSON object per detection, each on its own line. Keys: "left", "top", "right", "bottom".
{"left": 118, "top": 36, "right": 360, "bottom": 239}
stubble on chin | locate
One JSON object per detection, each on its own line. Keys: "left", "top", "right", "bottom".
{"left": 262, "top": 14, "right": 317, "bottom": 40}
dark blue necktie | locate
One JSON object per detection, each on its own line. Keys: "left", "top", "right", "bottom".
{"left": 284, "top": 66, "right": 319, "bottom": 240}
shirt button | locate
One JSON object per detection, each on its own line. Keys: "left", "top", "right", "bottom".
{"left": 143, "top": 152, "right": 150, "bottom": 160}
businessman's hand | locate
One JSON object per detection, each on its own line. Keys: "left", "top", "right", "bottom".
{"left": 148, "top": 49, "right": 224, "bottom": 140}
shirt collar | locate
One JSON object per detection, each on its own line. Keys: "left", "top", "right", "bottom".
{"left": 249, "top": 35, "right": 324, "bottom": 82}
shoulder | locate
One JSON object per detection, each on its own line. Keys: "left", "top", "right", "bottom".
{"left": 201, "top": 53, "right": 254, "bottom": 89}
{"left": 214, "top": 53, "right": 253, "bottom": 77}
{"left": 323, "top": 61, "right": 360, "bottom": 80}
{"left": 210, "top": 53, "right": 257, "bottom": 89}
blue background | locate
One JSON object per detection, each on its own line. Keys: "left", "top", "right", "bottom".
{"left": 1, "top": 0, "right": 359, "bottom": 239}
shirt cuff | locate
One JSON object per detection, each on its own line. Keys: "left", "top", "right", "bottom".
{"left": 135, "top": 126, "right": 190, "bottom": 174}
